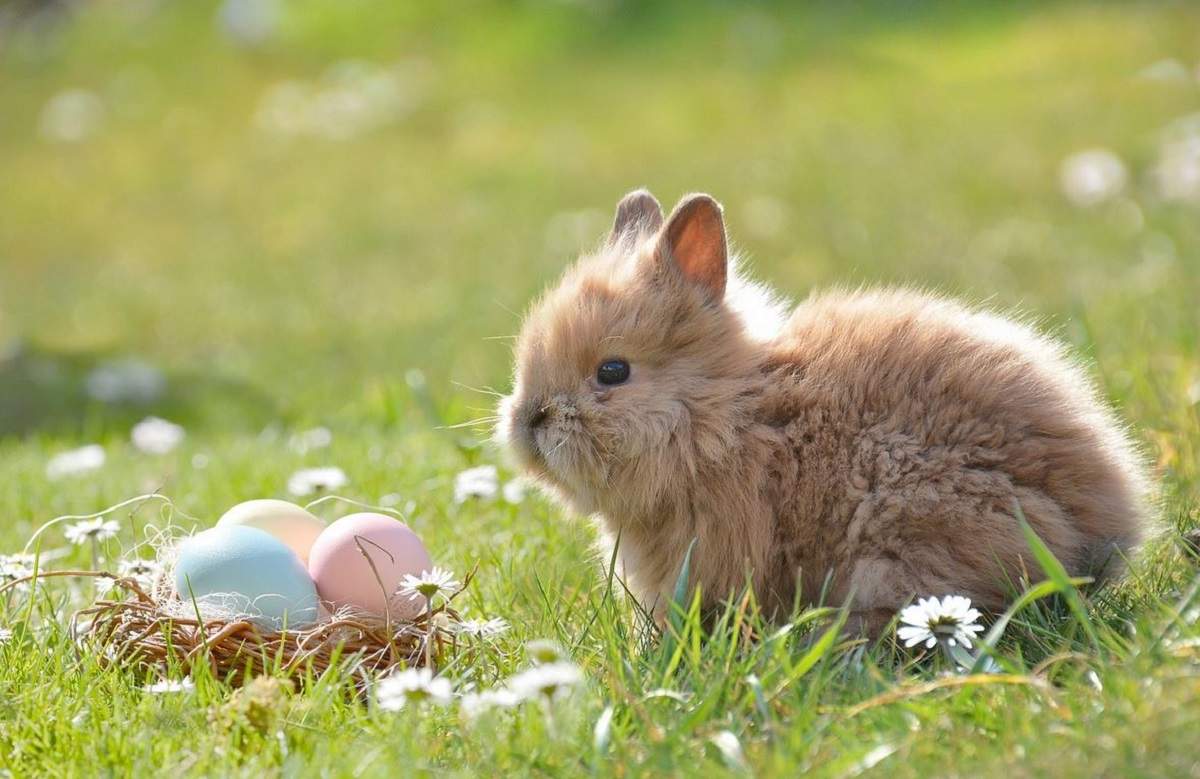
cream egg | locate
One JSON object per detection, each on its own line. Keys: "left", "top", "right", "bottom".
{"left": 217, "top": 499, "right": 327, "bottom": 565}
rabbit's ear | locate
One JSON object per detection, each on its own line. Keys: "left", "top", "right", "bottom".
{"left": 660, "top": 194, "right": 727, "bottom": 300}
{"left": 609, "top": 189, "right": 663, "bottom": 244}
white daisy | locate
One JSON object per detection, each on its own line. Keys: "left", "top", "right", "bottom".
{"left": 287, "top": 466, "right": 348, "bottom": 496}
{"left": 506, "top": 661, "right": 583, "bottom": 702}
{"left": 454, "top": 465, "right": 498, "bottom": 503}
{"left": 46, "top": 445, "right": 105, "bottom": 480}
{"left": 143, "top": 678, "right": 194, "bottom": 694}
{"left": 288, "top": 426, "right": 332, "bottom": 454}
{"left": 454, "top": 617, "right": 509, "bottom": 640}
{"left": 1, "top": 554, "right": 34, "bottom": 591}
{"left": 64, "top": 518, "right": 120, "bottom": 546}
{"left": 897, "top": 595, "right": 984, "bottom": 649}
{"left": 1059, "top": 148, "right": 1127, "bottom": 207}
{"left": 526, "top": 639, "right": 566, "bottom": 665}
{"left": 131, "top": 417, "right": 185, "bottom": 454}
{"left": 376, "top": 668, "right": 453, "bottom": 710}
{"left": 398, "top": 567, "right": 460, "bottom": 604}
{"left": 38, "top": 88, "right": 105, "bottom": 143}
{"left": 459, "top": 687, "right": 522, "bottom": 718}
{"left": 118, "top": 557, "right": 163, "bottom": 588}
{"left": 0, "top": 628, "right": 12, "bottom": 644}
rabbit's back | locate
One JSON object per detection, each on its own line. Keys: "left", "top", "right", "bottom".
{"left": 761, "top": 288, "right": 1147, "bottom": 615}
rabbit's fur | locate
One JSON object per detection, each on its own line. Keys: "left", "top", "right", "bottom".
{"left": 498, "top": 190, "right": 1148, "bottom": 629}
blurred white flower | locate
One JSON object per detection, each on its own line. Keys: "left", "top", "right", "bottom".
{"left": 287, "top": 466, "right": 348, "bottom": 496}
{"left": 1154, "top": 114, "right": 1200, "bottom": 202}
{"left": 143, "top": 677, "right": 194, "bottom": 694}
{"left": 217, "top": 0, "right": 280, "bottom": 46}
{"left": 454, "top": 465, "right": 498, "bottom": 503}
{"left": 85, "top": 359, "right": 165, "bottom": 404}
{"left": 0, "top": 628, "right": 12, "bottom": 644}
{"left": 39, "top": 89, "right": 105, "bottom": 143}
{"left": 454, "top": 617, "right": 509, "bottom": 640}
{"left": 117, "top": 557, "right": 163, "bottom": 588}
{"left": 253, "top": 60, "right": 422, "bottom": 141}
{"left": 399, "top": 567, "right": 460, "bottom": 604}
{"left": 459, "top": 686, "right": 522, "bottom": 718}
{"left": 131, "top": 417, "right": 185, "bottom": 454}
{"left": 526, "top": 638, "right": 566, "bottom": 665}
{"left": 708, "top": 730, "right": 749, "bottom": 772}
{"left": 1137, "top": 59, "right": 1190, "bottom": 82}
{"left": 376, "top": 668, "right": 453, "bottom": 710}
{"left": 46, "top": 445, "right": 106, "bottom": 480}
{"left": 502, "top": 478, "right": 528, "bottom": 504}
{"left": 897, "top": 595, "right": 984, "bottom": 649}
{"left": 1, "top": 554, "right": 34, "bottom": 592}
{"left": 64, "top": 518, "right": 120, "bottom": 546}
{"left": 507, "top": 661, "right": 583, "bottom": 702}
{"left": 288, "top": 426, "right": 332, "bottom": 454}
{"left": 1060, "top": 148, "right": 1127, "bottom": 207}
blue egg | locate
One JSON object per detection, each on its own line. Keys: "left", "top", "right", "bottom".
{"left": 174, "top": 525, "right": 319, "bottom": 629}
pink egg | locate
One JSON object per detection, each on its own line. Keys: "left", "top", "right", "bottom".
{"left": 307, "top": 512, "right": 432, "bottom": 619}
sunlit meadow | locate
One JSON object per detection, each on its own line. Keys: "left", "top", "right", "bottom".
{"left": 1, "top": 1, "right": 1199, "bottom": 776}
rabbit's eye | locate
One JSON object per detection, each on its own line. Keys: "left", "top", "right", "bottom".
{"left": 596, "top": 359, "right": 631, "bottom": 386}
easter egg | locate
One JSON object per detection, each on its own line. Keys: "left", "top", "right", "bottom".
{"left": 307, "top": 512, "right": 432, "bottom": 619}
{"left": 174, "top": 525, "right": 319, "bottom": 629}
{"left": 216, "top": 499, "right": 327, "bottom": 565}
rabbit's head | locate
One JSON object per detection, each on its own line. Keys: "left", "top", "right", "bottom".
{"left": 498, "top": 190, "right": 769, "bottom": 519}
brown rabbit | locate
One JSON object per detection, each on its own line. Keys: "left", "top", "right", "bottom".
{"left": 497, "top": 189, "right": 1148, "bottom": 631}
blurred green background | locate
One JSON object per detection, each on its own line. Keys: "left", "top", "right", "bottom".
{"left": 0, "top": 0, "right": 1197, "bottom": 520}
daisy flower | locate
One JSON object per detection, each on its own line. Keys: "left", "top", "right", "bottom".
{"left": 288, "top": 426, "right": 332, "bottom": 454}
{"left": 0, "top": 628, "right": 12, "bottom": 644}
{"left": 46, "top": 445, "right": 105, "bottom": 480}
{"left": 1, "top": 554, "right": 34, "bottom": 591}
{"left": 143, "top": 678, "right": 194, "bottom": 694}
{"left": 454, "top": 465, "right": 498, "bottom": 503}
{"left": 64, "top": 518, "right": 120, "bottom": 546}
{"left": 131, "top": 417, "right": 185, "bottom": 454}
{"left": 398, "top": 567, "right": 460, "bottom": 603}
{"left": 897, "top": 595, "right": 984, "bottom": 649}
{"left": 118, "top": 557, "right": 163, "bottom": 588}
{"left": 526, "top": 639, "right": 566, "bottom": 665}
{"left": 454, "top": 617, "right": 509, "bottom": 640}
{"left": 287, "top": 466, "right": 348, "bottom": 496}
{"left": 459, "top": 687, "right": 522, "bottom": 719}
{"left": 376, "top": 668, "right": 453, "bottom": 710}
{"left": 506, "top": 661, "right": 583, "bottom": 703}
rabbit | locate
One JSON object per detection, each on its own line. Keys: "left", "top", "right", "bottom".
{"left": 496, "top": 189, "right": 1149, "bottom": 632}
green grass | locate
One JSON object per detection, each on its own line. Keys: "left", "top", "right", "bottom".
{"left": 1, "top": 1, "right": 1199, "bottom": 775}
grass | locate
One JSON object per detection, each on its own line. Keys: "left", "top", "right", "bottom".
{"left": 1, "top": 0, "right": 1199, "bottom": 775}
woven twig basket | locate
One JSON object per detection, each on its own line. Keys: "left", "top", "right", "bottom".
{"left": 3, "top": 569, "right": 469, "bottom": 687}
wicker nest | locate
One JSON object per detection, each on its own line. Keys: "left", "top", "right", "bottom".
{"left": 4, "top": 569, "right": 470, "bottom": 688}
